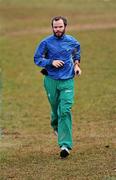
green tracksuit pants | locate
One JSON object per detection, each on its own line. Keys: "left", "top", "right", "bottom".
{"left": 44, "top": 76, "right": 74, "bottom": 150}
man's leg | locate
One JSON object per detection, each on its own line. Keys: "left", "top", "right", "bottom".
{"left": 44, "top": 76, "right": 59, "bottom": 131}
{"left": 58, "top": 78, "right": 74, "bottom": 150}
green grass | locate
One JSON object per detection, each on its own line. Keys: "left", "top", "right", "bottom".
{"left": 0, "top": 0, "right": 116, "bottom": 179}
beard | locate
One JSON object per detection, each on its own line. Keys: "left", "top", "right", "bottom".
{"left": 53, "top": 28, "right": 65, "bottom": 38}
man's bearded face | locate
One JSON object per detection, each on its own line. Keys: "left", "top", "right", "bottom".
{"left": 52, "top": 19, "right": 66, "bottom": 38}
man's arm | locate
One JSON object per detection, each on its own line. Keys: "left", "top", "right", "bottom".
{"left": 34, "top": 40, "right": 53, "bottom": 67}
{"left": 73, "top": 42, "right": 82, "bottom": 76}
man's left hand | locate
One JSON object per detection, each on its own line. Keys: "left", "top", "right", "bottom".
{"left": 74, "top": 64, "right": 82, "bottom": 76}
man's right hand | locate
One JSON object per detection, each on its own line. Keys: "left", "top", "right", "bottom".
{"left": 52, "top": 60, "right": 64, "bottom": 68}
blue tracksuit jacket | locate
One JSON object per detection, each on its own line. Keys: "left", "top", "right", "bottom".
{"left": 34, "top": 34, "right": 81, "bottom": 80}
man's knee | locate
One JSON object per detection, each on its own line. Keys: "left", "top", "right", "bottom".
{"left": 60, "top": 105, "right": 72, "bottom": 118}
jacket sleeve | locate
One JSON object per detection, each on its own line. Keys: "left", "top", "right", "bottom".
{"left": 34, "top": 40, "right": 53, "bottom": 67}
{"left": 72, "top": 42, "right": 81, "bottom": 63}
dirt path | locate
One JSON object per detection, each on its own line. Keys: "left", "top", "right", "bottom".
{"left": 2, "top": 22, "right": 116, "bottom": 36}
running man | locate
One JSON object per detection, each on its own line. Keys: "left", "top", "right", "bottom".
{"left": 34, "top": 16, "right": 81, "bottom": 158}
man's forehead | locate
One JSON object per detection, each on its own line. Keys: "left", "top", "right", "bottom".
{"left": 53, "top": 19, "right": 64, "bottom": 26}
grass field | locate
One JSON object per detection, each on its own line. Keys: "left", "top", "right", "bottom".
{"left": 0, "top": 0, "right": 116, "bottom": 179}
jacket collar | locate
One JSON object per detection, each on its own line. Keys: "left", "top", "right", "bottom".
{"left": 53, "top": 34, "right": 65, "bottom": 40}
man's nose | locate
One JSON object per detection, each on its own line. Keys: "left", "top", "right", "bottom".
{"left": 56, "top": 27, "right": 60, "bottom": 30}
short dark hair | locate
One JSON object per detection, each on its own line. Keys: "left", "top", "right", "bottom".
{"left": 51, "top": 16, "right": 67, "bottom": 27}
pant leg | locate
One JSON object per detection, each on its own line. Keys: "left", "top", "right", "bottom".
{"left": 58, "top": 78, "right": 74, "bottom": 149}
{"left": 44, "top": 76, "right": 59, "bottom": 131}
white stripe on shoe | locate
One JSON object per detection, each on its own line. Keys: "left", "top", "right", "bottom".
{"left": 54, "top": 130, "right": 58, "bottom": 136}
{"left": 60, "top": 146, "right": 70, "bottom": 158}
{"left": 61, "top": 146, "right": 70, "bottom": 154}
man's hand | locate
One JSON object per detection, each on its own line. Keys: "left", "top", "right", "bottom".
{"left": 74, "top": 64, "right": 82, "bottom": 76}
{"left": 52, "top": 60, "right": 64, "bottom": 68}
